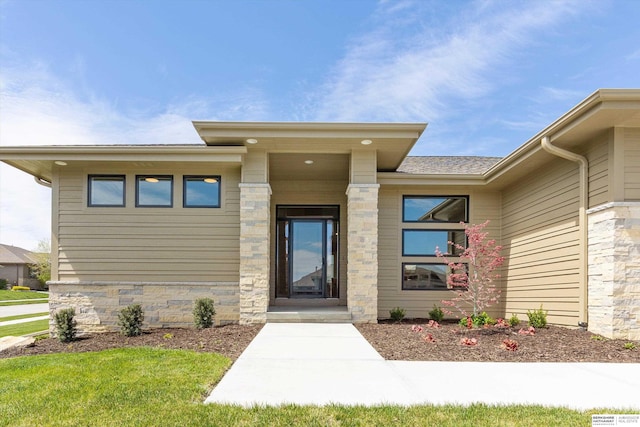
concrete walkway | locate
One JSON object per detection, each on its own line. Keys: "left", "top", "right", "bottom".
{"left": 0, "top": 303, "right": 49, "bottom": 318}
{"left": 206, "top": 323, "right": 640, "bottom": 409}
{"left": 0, "top": 315, "right": 49, "bottom": 327}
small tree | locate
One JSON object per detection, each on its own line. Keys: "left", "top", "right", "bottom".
{"left": 31, "top": 239, "right": 51, "bottom": 288}
{"left": 435, "top": 220, "right": 504, "bottom": 318}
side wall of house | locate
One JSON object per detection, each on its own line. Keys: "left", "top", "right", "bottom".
{"left": 49, "top": 163, "right": 242, "bottom": 332}
{"left": 377, "top": 186, "right": 502, "bottom": 320}
{"left": 501, "top": 157, "right": 581, "bottom": 326}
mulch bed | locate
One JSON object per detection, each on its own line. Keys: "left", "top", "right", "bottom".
{"left": 0, "top": 324, "right": 263, "bottom": 361}
{"left": 2, "top": 320, "right": 639, "bottom": 363}
{"left": 356, "top": 320, "right": 640, "bottom": 363}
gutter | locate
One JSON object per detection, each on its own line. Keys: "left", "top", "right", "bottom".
{"left": 34, "top": 176, "right": 51, "bottom": 188}
{"left": 540, "top": 136, "right": 589, "bottom": 327}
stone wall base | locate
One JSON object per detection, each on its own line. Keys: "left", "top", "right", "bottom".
{"left": 48, "top": 281, "right": 239, "bottom": 335}
{"left": 587, "top": 202, "right": 640, "bottom": 340}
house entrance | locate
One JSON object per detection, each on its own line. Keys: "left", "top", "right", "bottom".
{"left": 275, "top": 206, "right": 339, "bottom": 299}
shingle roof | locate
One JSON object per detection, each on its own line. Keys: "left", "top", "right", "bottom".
{"left": 396, "top": 156, "right": 502, "bottom": 175}
{"left": 0, "top": 244, "right": 38, "bottom": 264}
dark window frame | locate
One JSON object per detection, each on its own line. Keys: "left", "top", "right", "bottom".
{"left": 401, "top": 229, "right": 467, "bottom": 257}
{"left": 135, "top": 175, "right": 174, "bottom": 208}
{"left": 402, "top": 195, "right": 469, "bottom": 223}
{"left": 183, "top": 175, "right": 221, "bottom": 208}
{"left": 88, "top": 175, "right": 126, "bottom": 207}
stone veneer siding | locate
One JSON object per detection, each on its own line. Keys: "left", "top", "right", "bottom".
{"left": 346, "top": 184, "right": 379, "bottom": 323}
{"left": 238, "top": 183, "right": 271, "bottom": 324}
{"left": 587, "top": 202, "right": 640, "bottom": 340}
{"left": 48, "top": 281, "right": 239, "bottom": 334}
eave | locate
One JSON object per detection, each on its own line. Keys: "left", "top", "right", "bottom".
{"left": 0, "top": 145, "right": 246, "bottom": 182}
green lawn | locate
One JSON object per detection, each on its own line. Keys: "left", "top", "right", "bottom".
{"left": 0, "top": 319, "right": 49, "bottom": 338}
{"left": 0, "top": 347, "right": 633, "bottom": 426}
{"left": 0, "top": 289, "right": 48, "bottom": 301}
{"left": 0, "top": 312, "right": 48, "bottom": 323}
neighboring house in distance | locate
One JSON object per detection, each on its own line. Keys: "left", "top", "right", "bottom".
{"left": 0, "top": 89, "right": 638, "bottom": 339}
{"left": 0, "top": 244, "right": 40, "bottom": 289}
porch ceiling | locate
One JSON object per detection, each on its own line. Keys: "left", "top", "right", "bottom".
{"left": 269, "top": 153, "right": 349, "bottom": 181}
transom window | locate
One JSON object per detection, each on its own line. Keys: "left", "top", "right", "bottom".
{"left": 402, "top": 229, "right": 465, "bottom": 256}
{"left": 183, "top": 176, "right": 221, "bottom": 208}
{"left": 88, "top": 175, "right": 125, "bottom": 207}
{"left": 136, "top": 175, "right": 173, "bottom": 207}
{"left": 403, "top": 196, "right": 468, "bottom": 222}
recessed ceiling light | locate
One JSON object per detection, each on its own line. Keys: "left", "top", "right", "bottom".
{"left": 304, "top": 160, "right": 314, "bottom": 165}
{"left": 204, "top": 177, "right": 218, "bottom": 183}
{"left": 145, "top": 177, "right": 159, "bottom": 183}
{"left": 54, "top": 161, "right": 67, "bottom": 166}
{"left": 246, "top": 138, "right": 258, "bottom": 144}
{"left": 360, "top": 139, "right": 373, "bottom": 145}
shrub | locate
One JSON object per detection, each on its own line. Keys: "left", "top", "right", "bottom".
{"left": 527, "top": 305, "right": 548, "bottom": 328}
{"left": 501, "top": 339, "right": 519, "bottom": 351}
{"left": 118, "top": 304, "right": 144, "bottom": 337}
{"left": 509, "top": 313, "right": 520, "bottom": 327}
{"left": 389, "top": 307, "right": 406, "bottom": 322}
{"left": 457, "top": 312, "right": 493, "bottom": 328}
{"left": 54, "top": 308, "right": 77, "bottom": 343}
{"left": 428, "top": 305, "right": 444, "bottom": 322}
{"left": 11, "top": 285, "right": 30, "bottom": 291}
{"left": 623, "top": 342, "right": 636, "bottom": 350}
{"left": 193, "top": 298, "right": 216, "bottom": 329}
{"left": 0, "top": 278, "right": 8, "bottom": 290}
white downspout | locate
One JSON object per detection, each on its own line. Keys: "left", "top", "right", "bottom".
{"left": 541, "top": 136, "right": 589, "bottom": 327}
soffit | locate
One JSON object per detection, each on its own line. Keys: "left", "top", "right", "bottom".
{"left": 269, "top": 153, "right": 349, "bottom": 181}
{"left": 193, "top": 121, "right": 427, "bottom": 171}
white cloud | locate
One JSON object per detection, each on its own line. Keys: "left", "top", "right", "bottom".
{"left": 313, "top": 0, "right": 587, "bottom": 123}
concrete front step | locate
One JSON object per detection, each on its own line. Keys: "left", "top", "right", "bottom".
{"left": 266, "top": 307, "right": 352, "bottom": 323}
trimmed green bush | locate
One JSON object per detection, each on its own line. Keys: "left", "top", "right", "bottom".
{"left": 0, "top": 279, "right": 8, "bottom": 290}
{"left": 509, "top": 313, "right": 521, "bottom": 327}
{"left": 118, "top": 304, "right": 144, "bottom": 337}
{"left": 527, "top": 305, "right": 548, "bottom": 328}
{"left": 54, "top": 308, "right": 77, "bottom": 343}
{"left": 389, "top": 307, "right": 406, "bottom": 322}
{"left": 193, "top": 298, "right": 215, "bottom": 329}
{"left": 428, "top": 305, "right": 444, "bottom": 322}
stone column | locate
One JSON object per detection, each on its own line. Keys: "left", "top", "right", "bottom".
{"left": 238, "top": 183, "right": 271, "bottom": 324}
{"left": 346, "top": 184, "right": 379, "bottom": 323}
{"left": 587, "top": 202, "right": 640, "bottom": 340}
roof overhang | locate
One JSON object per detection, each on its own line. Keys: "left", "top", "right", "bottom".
{"left": 483, "top": 89, "right": 640, "bottom": 188}
{"left": 193, "top": 121, "right": 427, "bottom": 171}
{"left": 0, "top": 145, "right": 246, "bottom": 183}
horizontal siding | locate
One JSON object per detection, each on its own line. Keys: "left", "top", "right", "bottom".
{"left": 582, "top": 135, "right": 610, "bottom": 208}
{"left": 501, "top": 158, "right": 581, "bottom": 326}
{"left": 624, "top": 128, "right": 640, "bottom": 200}
{"left": 377, "top": 186, "right": 502, "bottom": 319}
{"left": 55, "top": 164, "right": 241, "bottom": 282}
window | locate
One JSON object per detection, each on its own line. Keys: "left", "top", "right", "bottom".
{"left": 400, "top": 195, "right": 469, "bottom": 290}
{"left": 183, "top": 176, "right": 221, "bottom": 208}
{"left": 402, "top": 230, "right": 465, "bottom": 256}
{"left": 403, "top": 196, "right": 468, "bottom": 222}
{"left": 136, "top": 175, "right": 173, "bottom": 207}
{"left": 88, "top": 175, "right": 125, "bottom": 207}
{"left": 402, "top": 263, "right": 468, "bottom": 290}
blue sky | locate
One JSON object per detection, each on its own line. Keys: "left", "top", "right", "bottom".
{"left": 1, "top": 0, "right": 639, "bottom": 250}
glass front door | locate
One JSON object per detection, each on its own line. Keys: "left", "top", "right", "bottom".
{"left": 276, "top": 206, "right": 339, "bottom": 298}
